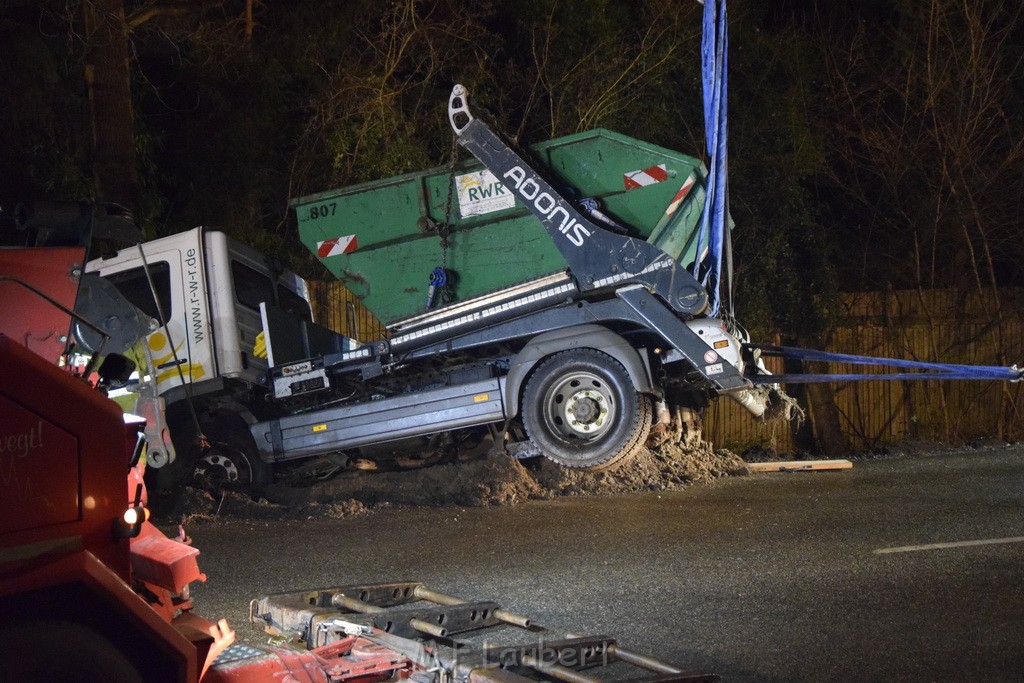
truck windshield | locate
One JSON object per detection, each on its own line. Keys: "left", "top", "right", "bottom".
{"left": 105, "top": 262, "right": 172, "bottom": 324}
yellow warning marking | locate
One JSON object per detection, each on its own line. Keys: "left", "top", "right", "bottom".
{"left": 473, "top": 394, "right": 489, "bottom": 403}
{"left": 149, "top": 336, "right": 186, "bottom": 366}
{"left": 312, "top": 424, "right": 328, "bottom": 433}
{"left": 155, "top": 363, "right": 205, "bottom": 384}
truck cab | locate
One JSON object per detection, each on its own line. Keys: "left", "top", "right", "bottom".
{"left": 87, "top": 227, "right": 313, "bottom": 490}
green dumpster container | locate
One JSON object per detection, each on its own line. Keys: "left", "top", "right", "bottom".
{"left": 292, "top": 129, "right": 709, "bottom": 325}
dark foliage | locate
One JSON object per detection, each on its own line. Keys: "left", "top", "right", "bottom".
{"left": 1, "top": 0, "right": 1021, "bottom": 345}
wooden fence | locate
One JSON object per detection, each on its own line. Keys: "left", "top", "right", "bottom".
{"left": 309, "top": 282, "right": 1024, "bottom": 451}
{"left": 706, "top": 288, "right": 1024, "bottom": 452}
{"left": 307, "top": 280, "right": 387, "bottom": 343}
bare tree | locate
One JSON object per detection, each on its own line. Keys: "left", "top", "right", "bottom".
{"left": 83, "top": 0, "right": 138, "bottom": 209}
{"left": 78, "top": 0, "right": 241, "bottom": 213}
{"left": 818, "top": 0, "right": 1024, "bottom": 440}
{"left": 524, "top": 2, "right": 694, "bottom": 138}
{"left": 290, "top": 0, "right": 493, "bottom": 197}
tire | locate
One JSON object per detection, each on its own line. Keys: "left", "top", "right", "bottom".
{"left": 522, "top": 349, "right": 652, "bottom": 470}
{"left": 192, "top": 421, "right": 272, "bottom": 494}
{"left": 0, "top": 620, "right": 144, "bottom": 683}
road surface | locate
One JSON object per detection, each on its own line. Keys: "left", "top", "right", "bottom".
{"left": 189, "top": 447, "right": 1024, "bottom": 681}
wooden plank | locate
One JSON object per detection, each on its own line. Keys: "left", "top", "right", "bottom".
{"left": 747, "top": 459, "right": 853, "bottom": 473}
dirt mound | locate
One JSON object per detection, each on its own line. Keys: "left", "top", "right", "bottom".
{"left": 167, "top": 487, "right": 375, "bottom": 523}
{"left": 533, "top": 443, "right": 748, "bottom": 495}
{"left": 292, "top": 455, "right": 545, "bottom": 508}
{"left": 169, "top": 487, "right": 289, "bottom": 523}
{"left": 293, "top": 498, "right": 372, "bottom": 520}
{"left": 162, "top": 442, "right": 747, "bottom": 523}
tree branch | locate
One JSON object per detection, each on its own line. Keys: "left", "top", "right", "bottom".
{"left": 126, "top": 0, "right": 232, "bottom": 31}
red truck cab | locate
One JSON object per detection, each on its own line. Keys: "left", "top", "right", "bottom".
{"left": 0, "top": 335, "right": 232, "bottom": 681}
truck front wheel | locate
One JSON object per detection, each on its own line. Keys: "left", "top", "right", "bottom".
{"left": 192, "top": 421, "right": 271, "bottom": 494}
{"left": 522, "top": 349, "right": 652, "bottom": 470}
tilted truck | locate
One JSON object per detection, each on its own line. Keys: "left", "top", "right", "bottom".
{"left": 2, "top": 201, "right": 710, "bottom": 682}
{"left": 80, "top": 100, "right": 784, "bottom": 493}
{"left": 81, "top": 85, "right": 1022, "bottom": 494}
{"left": 245, "top": 85, "right": 1021, "bottom": 479}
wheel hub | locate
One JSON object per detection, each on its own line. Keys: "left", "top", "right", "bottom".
{"left": 564, "top": 388, "right": 609, "bottom": 435}
{"left": 194, "top": 452, "right": 240, "bottom": 483}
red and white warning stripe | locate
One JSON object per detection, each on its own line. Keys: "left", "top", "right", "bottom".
{"left": 663, "top": 174, "right": 697, "bottom": 217}
{"left": 624, "top": 163, "right": 669, "bottom": 190}
{"left": 316, "top": 234, "right": 358, "bottom": 258}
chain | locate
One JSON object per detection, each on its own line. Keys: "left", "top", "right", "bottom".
{"left": 425, "top": 132, "right": 461, "bottom": 310}
{"left": 438, "top": 131, "right": 460, "bottom": 270}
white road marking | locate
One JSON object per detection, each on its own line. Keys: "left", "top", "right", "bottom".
{"left": 874, "top": 535, "right": 1024, "bottom": 554}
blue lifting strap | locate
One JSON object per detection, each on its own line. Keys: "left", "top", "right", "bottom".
{"left": 694, "top": 0, "right": 730, "bottom": 317}
{"left": 745, "top": 344, "right": 1023, "bottom": 384}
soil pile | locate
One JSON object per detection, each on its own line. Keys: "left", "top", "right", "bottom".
{"left": 164, "top": 441, "right": 747, "bottom": 523}
{"left": 534, "top": 442, "right": 748, "bottom": 495}
{"left": 169, "top": 487, "right": 290, "bottom": 523}
{"left": 168, "top": 487, "right": 375, "bottom": 523}
{"left": 296, "top": 455, "right": 545, "bottom": 508}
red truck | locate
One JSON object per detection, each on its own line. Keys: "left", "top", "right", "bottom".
{"left": 0, "top": 215, "right": 234, "bottom": 680}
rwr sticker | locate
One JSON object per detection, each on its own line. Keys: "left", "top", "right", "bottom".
{"left": 457, "top": 170, "right": 515, "bottom": 217}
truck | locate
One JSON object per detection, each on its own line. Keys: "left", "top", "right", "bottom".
{"left": 0, "top": 206, "right": 236, "bottom": 680}
{"left": 1, "top": 201, "right": 712, "bottom": 682}
{"left": 81, "top": 89, "right": 792, "bottom": 493}
{"left": 82, "top": 83, "right": 1021, "bottom": 496}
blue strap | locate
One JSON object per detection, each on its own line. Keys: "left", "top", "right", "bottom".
{"left": 695, "top": 0, "right": 729, "bottom": 316}
{"left": 746, "top": 344, "right": 1023, "bottom": 383}
{"left": 750, "top": 372, "right": 1021, "bottom": 385}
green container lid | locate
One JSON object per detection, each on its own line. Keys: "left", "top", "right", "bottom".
{"left": 293, "top": 129, "right": 708, "bottom": 325}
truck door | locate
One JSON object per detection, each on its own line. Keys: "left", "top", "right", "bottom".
{"left": 98, "top": 246, "right": 215, "bottom": 394}
{"left": 227, "top": 258, "right": 275, "bottom": 380}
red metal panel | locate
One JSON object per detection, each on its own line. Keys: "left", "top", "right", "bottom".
{"left": 130, "top": 521, "right": 204, "bottom": 594}
{"left": 0, "top": 247, "right": 84, "bottom": 364}
{"left": 203, "top": 635, "right": 410, "bottom": 683}
{"left": 0, "top": 393, "right": 81, "bottom": 534}
{"left": 0, "top": 335, "right": 130, "bottom": 579}
{"left": 0, "top": 550, "right": 203, "bottom": 683}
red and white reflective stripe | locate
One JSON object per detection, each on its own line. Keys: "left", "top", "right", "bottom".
{"left": 624, "top": 163, "right": 669, "bottom": 190}
{"left": 316, "top": 235, "right": 358, "bottom": 258}
{"left": 663, "top": 175, "right": 697, "bottom": 217}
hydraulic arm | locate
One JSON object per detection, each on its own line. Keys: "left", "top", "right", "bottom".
{"left": 447, "top": 85, "right": 750, "bottom": 393}
{"left": 448, "top": 86, "right": 709, "bottom": 319}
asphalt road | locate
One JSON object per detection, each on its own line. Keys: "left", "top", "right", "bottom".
{"left": 189, "top": 447, "right": 1024, "bottom": 682}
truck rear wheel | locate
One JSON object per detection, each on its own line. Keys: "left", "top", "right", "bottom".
{"left": 522, "top": 349, "right": 652, "bottom": 470}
